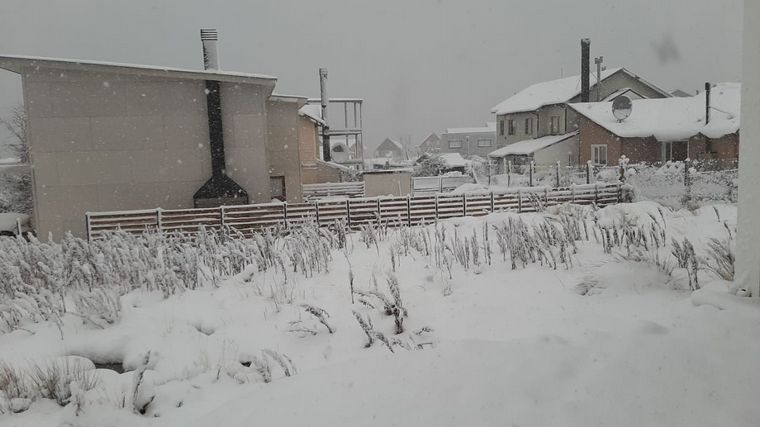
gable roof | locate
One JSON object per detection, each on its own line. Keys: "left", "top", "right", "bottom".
{"left": 377, "top": 138, "right": 403, "bottom": 151}
{"left": 0, "top": 54, "right": 277, "bottom": 86}
{"left": 488, "top": 132, "right": 578, "bottom": 157}
{"left": 491, "top": 68, "right": 670, "bottom": 116}
{"left": 569, "top": 83, "right": 740, "bottom": 141}
{"left": 417, "top": 132, "right": 440, "bottom": 147}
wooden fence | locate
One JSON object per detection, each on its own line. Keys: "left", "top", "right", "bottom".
{"left": 86, "top": 182, "right": 622, "bottom": 240}
{"left": 302, "top": 181, "right": 365, "bottom": 201}
{"left": 412, "top": 175, "right": 475, "bottom": 195}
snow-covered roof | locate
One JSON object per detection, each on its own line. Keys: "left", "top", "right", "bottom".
{"left": 378, "top": 138, "right": 403, "bottom": 150}
{"left": 491, "top": 68, "right": 628, "bottom": 115}
{"left": 0, "top": 54, "right": 277, "bottom": 85}
{"left": 488, "top": 132, "right": 578, "bottom": 157}
{"left": 569, "top": 83, "right": 740, "bottom": 141}
{"left": 437, "top": 152, "right": 469, "bottom": 168}
{"left": 445, "top": 122, "right": 496, "bottom": 135}
{"left": 298, "top": 104, "right": 326, "bottom": 126}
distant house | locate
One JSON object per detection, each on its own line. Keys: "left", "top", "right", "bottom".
{"left": 374, "top": 138, "right": 405, "bottom": 160}
{"left": 417, "top": 132, "right": 441, "bottom": 154}
{"left": 439, "top": 123, "right": 496, "bottom": 158}
{"left": 569, "top": 83, "right": 740, "bottom": 165}
{"left": 490, "top": 67, "right": 671, "bottom": 169}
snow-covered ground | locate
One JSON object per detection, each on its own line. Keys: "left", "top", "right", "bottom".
{"left": 1, "top": 202, "right": 759, "bottom": 426}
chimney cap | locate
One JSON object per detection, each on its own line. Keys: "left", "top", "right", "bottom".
{"left": 200, "top": 28, "right": 218, "bottom": 41}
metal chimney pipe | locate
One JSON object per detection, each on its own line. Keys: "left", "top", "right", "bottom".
{"left": 200, "top": 28, "right": 220, "bottom": 70}
{"left": 705, "top": 82, "right": 711, "bottom": 125}
{"left": 581, "top": 38, "right": 591, "bottom": 102}
{"left": 319, "top": 68, "right": 331, "bottom": 161}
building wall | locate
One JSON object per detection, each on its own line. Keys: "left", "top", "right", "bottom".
{"left": 578, "top": 117, "right": 739, "bottom": 165}
{"left": 497, "top": 70, "right": 668, "bottom": 148}
{"left": 496, "top": 111, "right": 540, "bottom": 146}
{"left": 439, "top": 130, "right": 497, "bottom": 158}
{"left": 267, "top": 99, "right": 303, "bottom": 202}
{"left": 23, "top": 66, "right": 272, "bottom": 238}
{"left": 220, "top": 83, "right": 271, "bottom": 203}
{"left": 363, "top": 171, "right": 412, "bottom": 197}
{"left": 298, "top": 116, "right": 320, "bottom": 164}
{"left": 533, "top": 135, "right": 580, "bottom": 166}
{"left": 301, "top": 163, "right": 343, "bottom": 184}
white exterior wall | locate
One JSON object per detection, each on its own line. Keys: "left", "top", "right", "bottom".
{"left": 737, "top": 2, "right": 760, "bottom": 297}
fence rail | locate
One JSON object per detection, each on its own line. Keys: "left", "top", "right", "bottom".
{"left": 86, "top": 182, "right": 622, "bottom": 240}
{"left": 302, "top": 181, "right": 365, "bottom": 201}
{"left": 412, "top": 175, "right": 475, "bottom": 195}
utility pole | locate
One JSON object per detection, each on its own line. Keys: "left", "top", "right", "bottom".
{"left": 319, "top": 68, "right": 331, "bottom": 162}
{"left": 594, "top": 56, "right": 604, "bottom": 101}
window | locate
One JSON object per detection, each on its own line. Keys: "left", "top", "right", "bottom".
{"left": 270, "top": 176, "right": 286, "bottom": 201}
{"left": 592, "top": 144, "right": 608, "bottom": 165}
{"left": 499, "top": 120, "right": 505, "bottom": 136}
{"left": 524, "top": 118, "right": 533, "bottom": 135}
{"left": 508, "top": 119, "right": 515, "bottom": 135}
{"left": 662, "top": 141, "right": 673, "bottom": 162}
{"left": 550, "top": 116, "right": 560, "bottom": 134}
{"left": 449, "top": 139, "right": 462, "bottom": 148}
{"left": 477, "top": 139, "right": 492, "bottom": 147}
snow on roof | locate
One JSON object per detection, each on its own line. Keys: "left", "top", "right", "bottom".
{"left": 569, "top": 83, "right": 740, "bottom": 141}
{"left": 491, "top": 68, "right": 624, "bottom": 115}
{"left": 298, "top": 104, "right": 326, "bottom": 126}
{"left": 378, "top": 138, "right": 403, "bottom": 150}
{"left": 0, "top": 54, "right": 277, "bottom": 84}
{"left": 437, "top": 152, "right": 469, "bottom": 168}
{"left": 445, "top": 122, "right": 497, "bottom": 134}
{"left": 488, "top": 132, "right": 578, "bottom": 157}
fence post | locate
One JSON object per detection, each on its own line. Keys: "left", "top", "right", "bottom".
{"left": 529, "top": 161, "right": 535, "bottom": 187}
{"left": 490, "top": 191, "right": 495, "bottom": 213}
{"left": 517, "top": 190, "right": 522, "bottom": 213}
{"left": 507, "top": 161, "right": 512, "bottom": 187}
{"left": 315, "top": 201, "right": 321, "bottom": 226}
{"left": 156, "top": 208, "right": 163, "bottom": 232}
{"left": 406, "top": 195, "right": 412, "bottom": 227}
{"left": 283, "top": 202, "right": 289, "bottom": 229}
{"left": 85, "top": 212, "right": 91, "bottom": 241}
{"left": 462, "top": 193, "right": 467, "bottom": 216}
{"left": 439, "top": 177, "right": 443, "bottom": 193}
{"left": 555, "top": 161, "right": 561, "bottom": 188}
{"left": 545, "top": 187, "right": 549, "bottom": 206}
{"left": 376, "top": 197, "right": 381, "bottom": 223}
{"left": 594, "top": 182, "right": 599, "bottom": 205}
{"left": 434, "top": 193, "right": 440, "bottom": 221}
{"left": 586, "top": 160, "right": 592, "bottom": 184}
{"left": 617, "top": 182, "right": 623, "bottom": 203}
{"left": 684, "top": 158, "right": 692, "bottom": 206}
{"left": 346, "top": 199, "right": 352, "bottom": 228}
{"left": 571, "top": 185, "right": 576, "bottom": 203}
{"left": 219, "top": 205, "right": 225, "bottom": 232}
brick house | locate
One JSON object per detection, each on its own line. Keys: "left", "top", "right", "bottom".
{"left": 569, "top": 83, "right": 740, "bottom": 165}
{"left": 490, "top": 67, "right": 670, "bottom": 169}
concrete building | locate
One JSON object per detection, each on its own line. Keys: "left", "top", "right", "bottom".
{"left": 569, "top": 83, "right": 740, "bottom": 165}
{"left": 490, "top": 68, "right": 671, "bottom": 168}
{"left": 439, "top": 123, "right": 496, "bottom": 158}
{"left": 0, "top": 32, "right": 317, "bottom": 238}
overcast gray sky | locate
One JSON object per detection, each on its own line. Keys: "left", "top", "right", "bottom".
{"left": 0, "top": 0, "right": 743, "bottom": 156}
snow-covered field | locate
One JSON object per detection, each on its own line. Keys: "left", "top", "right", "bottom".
{"left": 1, "top": 202, "right": 759, "bottom": 427}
